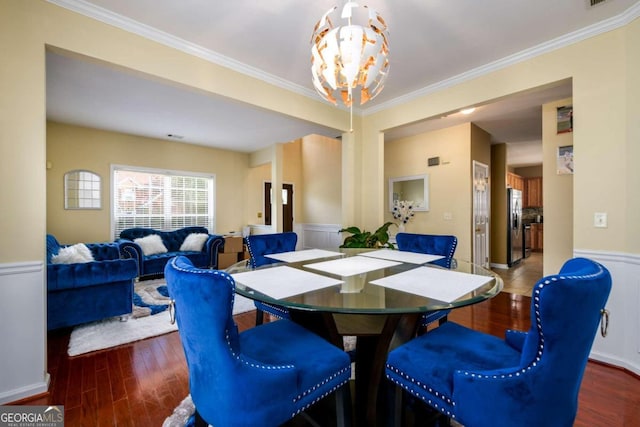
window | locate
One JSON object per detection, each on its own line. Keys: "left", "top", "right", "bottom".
{"left": 65, "top": 170, "right": 101, "bottom": 209}
{"left": 112, "top": 166, "right": 215, "bottom": 239}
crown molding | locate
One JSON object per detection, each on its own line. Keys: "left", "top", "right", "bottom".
{"left": 46, "top": 0, "right": 318, "bottom": 100}
{"left": 363, "top": 2, "right": 640, "bottom": 115}
{"left": 48, "top": 0, "right": 640, "bottom": 118}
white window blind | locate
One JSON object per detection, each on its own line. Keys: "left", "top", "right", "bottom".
{"left": 112, "top": 167, "right": 215, "bottom": 239}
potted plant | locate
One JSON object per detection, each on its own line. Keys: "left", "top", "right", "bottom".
{"left": 339, "top": 221, "right": 396, "bottom": 249}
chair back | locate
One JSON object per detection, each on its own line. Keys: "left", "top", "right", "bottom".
{"left": 245, "top": 232, "right": 298, "bottom": 268}
{"left": 165, "top": 256, "right": 297, "bottom": 426}
{"left": 512, "top": 257, "right": 611, "bottom": 420}
{"left": 396, "top": 233, "right": 457, "bottom": 268}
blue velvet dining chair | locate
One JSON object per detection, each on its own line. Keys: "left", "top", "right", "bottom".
{"left": 395, "top": 232, "right": 458, "bottom": 327}
{"left": 165, "top": 256, "right": 352, "bottom": 427}
{"left": 245, "top": 232, "right": 298, "bottom": 325}
{"left": 385, "top": 257, "right": 612, "bottom": 427}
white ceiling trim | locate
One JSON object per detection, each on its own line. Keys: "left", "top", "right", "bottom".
{"left": 365, "top": 2, "right": 640, "bottom": 116}
{"left": 47, "top": 0, "right": 640, "bottom": 119}
{"left": 46, "top": 0, "right": 317, "bottom": 100}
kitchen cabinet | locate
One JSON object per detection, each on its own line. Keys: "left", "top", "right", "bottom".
{"left": 507, "top": 172, "right": 524, "bottom": 192}
{"left": 531, "top": 223, "right": 543, "bottom": 251}
{"left": 524, "top": 177, "right": 543, "bottom": 208}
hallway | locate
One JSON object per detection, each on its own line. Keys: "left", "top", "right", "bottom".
{"left": 493, "top": 252, "right": 543, "bottom": 296}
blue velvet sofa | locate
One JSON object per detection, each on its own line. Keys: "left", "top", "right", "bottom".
{"left": 46, "top": 234, "right": 139, "bottom": 330}
{"left": 118, "top": 226, "right": 224, "bottom": 279}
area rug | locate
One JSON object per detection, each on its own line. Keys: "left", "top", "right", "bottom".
{"left": 163, "top": 395, "right": 196, "bottom": 427}
{"left": 67, "top": 279, "right": 255, "bottom": 356}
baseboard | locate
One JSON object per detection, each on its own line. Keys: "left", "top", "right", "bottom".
{"left": 0, "top": 374, "right": 50, "bottom": 405}
{"left": 490, "top": 262, "right": 509, "bottom": 270}
{"left": 589, "top": 351, "right": 640, "bottom": 377}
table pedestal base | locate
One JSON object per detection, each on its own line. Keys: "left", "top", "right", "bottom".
{"left": 290, "top": 310, "right": 422, "bottom": 427}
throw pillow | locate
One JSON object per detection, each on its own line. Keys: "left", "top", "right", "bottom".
{"left": 180, "top": 233, "right": 209, "bottom": 252}
{"left": 134, "top": 234, "right": 168, "bottom": 256}
{"left": 51, "top": 243, "right": 95, "bottom": 264}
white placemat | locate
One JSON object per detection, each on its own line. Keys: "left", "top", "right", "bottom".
{"left": 231, "top": 266, "right": 343, "bottom": 299}
{"left": 264, "top": 248, "right": 344, "bottom": 263}
{"left": 369, "top": 266, "right": 493, "bottom": 303}
{"left": 304, "top": 256, "right": 401, "bottom": 277}
{"left": 358, "top": 249, "right": 445, "bottom": 265}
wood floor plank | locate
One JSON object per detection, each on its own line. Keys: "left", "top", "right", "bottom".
{"left": 15, "top": 262, "right": 640, "bottom": 426}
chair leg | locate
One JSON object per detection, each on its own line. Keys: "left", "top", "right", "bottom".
{"left": 255, "top": 308, "right": 264, "bottom": 325}
{"left": 391, "top": 384, "right": 403, "bottom": 426}
{"left": 194, "top": 409, "right": 207, "bottom": 427}
{"left": 335, "top": 383, "right": 352, "bottom": 427}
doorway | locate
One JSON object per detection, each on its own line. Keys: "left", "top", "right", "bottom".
{"left": 473, "top": 161, "right": 490, "bottom": 268}
{"left": 264, "top": 182, "right": 294, "bottom": 232}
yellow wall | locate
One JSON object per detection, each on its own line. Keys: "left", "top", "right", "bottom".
{"left": 46, "top": 122, "right": 249, "bottom": 242}
{"left": 542, "top": 98, "right": 574, "bottom": 275}
{"left": 245, "top": 135, "right": 341, "bottom": 227}
{"left": 385, "top": 123, "right": 475, "bottom": 261}
{"left": 362, "top": 24, "right": 637, "bottom": 259}
{"left": 625, "top": 17, "right": 640, "bottom": 254}
{"left": 301, "top": 134, "right": 342, "bottom": 224}
{"left": 246, "top": 163, "right": 270, "bottom": 225}
{"left": 2, "top": 0, "right": 640, "bottom": 400}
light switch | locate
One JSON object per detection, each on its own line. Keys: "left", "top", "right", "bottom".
{"left": 594, "top": 212, "right": 607, "bottom": 228}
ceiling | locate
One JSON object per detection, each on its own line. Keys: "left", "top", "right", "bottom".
{"left": 46, "top": 0, "right": 639, "bottom": 163}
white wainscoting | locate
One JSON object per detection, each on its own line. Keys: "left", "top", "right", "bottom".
{"left": 299, "top": 224, "right": 343, "bottom": 250}
{"left": 574, "top": 250, "right": 640, "bottom": 376}
{"left": 0, "top": 261, "right": 49, "bottom": 404}
{"left": 248, "top": 224, "right": 343, "bottom": 252}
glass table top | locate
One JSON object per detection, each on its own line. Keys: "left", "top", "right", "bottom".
{"left": 225, "top": 248, "right": 503, "bottom": 315}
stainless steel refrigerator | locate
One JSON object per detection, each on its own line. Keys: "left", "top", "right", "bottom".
{"left": 507, "top": 188, "right": 523, "bottom": 267}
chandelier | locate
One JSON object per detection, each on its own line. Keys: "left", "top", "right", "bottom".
{"left": 311, "top": 2, "right": 390, "bottom": 112}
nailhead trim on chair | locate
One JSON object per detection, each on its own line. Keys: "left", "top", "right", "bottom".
{"left": 293, "top": 367, "right": 350, "bottom": 403}
{"left": 386, "top": 264, "right": 607, "bottom": 420}
{"left": 443, "top": 237, "right": 457, "bottom": 268}
{"left": 291, "top": 370, "right": 350, "bottom": 417}
{"left": 172, "top": 259, "right": 296, "bottom": 371}
{"left": 386, "top": 365, "right": 456, "bottom": 418}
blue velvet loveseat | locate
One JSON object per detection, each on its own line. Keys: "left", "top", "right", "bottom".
{"left": 118, "top": 226, "right": 224, "bottom": 279}
{"left": 46, "top": 234, "right": 139, "bottom": 330}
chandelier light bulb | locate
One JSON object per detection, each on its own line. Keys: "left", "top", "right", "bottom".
{"left": 311, "top": 1, "right": 390, "bottom": 107}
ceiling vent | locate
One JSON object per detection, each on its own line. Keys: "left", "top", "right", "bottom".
{"left": 589, "top": 0, "right": 608, "bottom": 6}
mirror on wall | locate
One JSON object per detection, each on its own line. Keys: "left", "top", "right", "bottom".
{"left": 64, "top": 170, "right": 102, "bottom": 209}
{"left": 389, "top": 174, "right": 429, "bottom": 211}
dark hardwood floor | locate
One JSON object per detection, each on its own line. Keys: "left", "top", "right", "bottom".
{"left": 19, "top": 280, "right": 640, "bottom": 426}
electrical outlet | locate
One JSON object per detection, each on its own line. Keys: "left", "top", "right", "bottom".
{"left": 594, "top": 212, "right": 607, "bottom": 228}
{"left": 443, "top": 212, "right": 453, "bottom": 220}
{"left": 257, "top": 212, "right": 262, "bottom": 218}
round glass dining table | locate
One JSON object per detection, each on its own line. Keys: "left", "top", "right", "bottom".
{"left": 226, "top": 249, "right": 503, "bottom": 426}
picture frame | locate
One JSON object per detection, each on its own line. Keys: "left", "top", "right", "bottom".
{"left": 557, "top": 145, "right": 574, "bottom": 175}
{"left": 557, "top": 105, "right": 573, "bottom": 134}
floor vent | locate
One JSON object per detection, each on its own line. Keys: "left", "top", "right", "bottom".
{"left": 590, "top": 0, "right": 607, "bottom": 6}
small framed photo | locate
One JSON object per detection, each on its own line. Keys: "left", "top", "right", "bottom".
{"left": 557, "top": 145, "right": 574, "bottom": 175}
{"left": 557, "top": 105, "right": 573, "bottom": 134}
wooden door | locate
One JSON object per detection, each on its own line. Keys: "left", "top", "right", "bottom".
{"left": 264, "top": 182, "right": 294, "bottom": 232}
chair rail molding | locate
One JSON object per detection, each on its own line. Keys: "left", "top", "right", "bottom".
{"left": 574, "top": 249, "right": 640, "bottom": 376}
